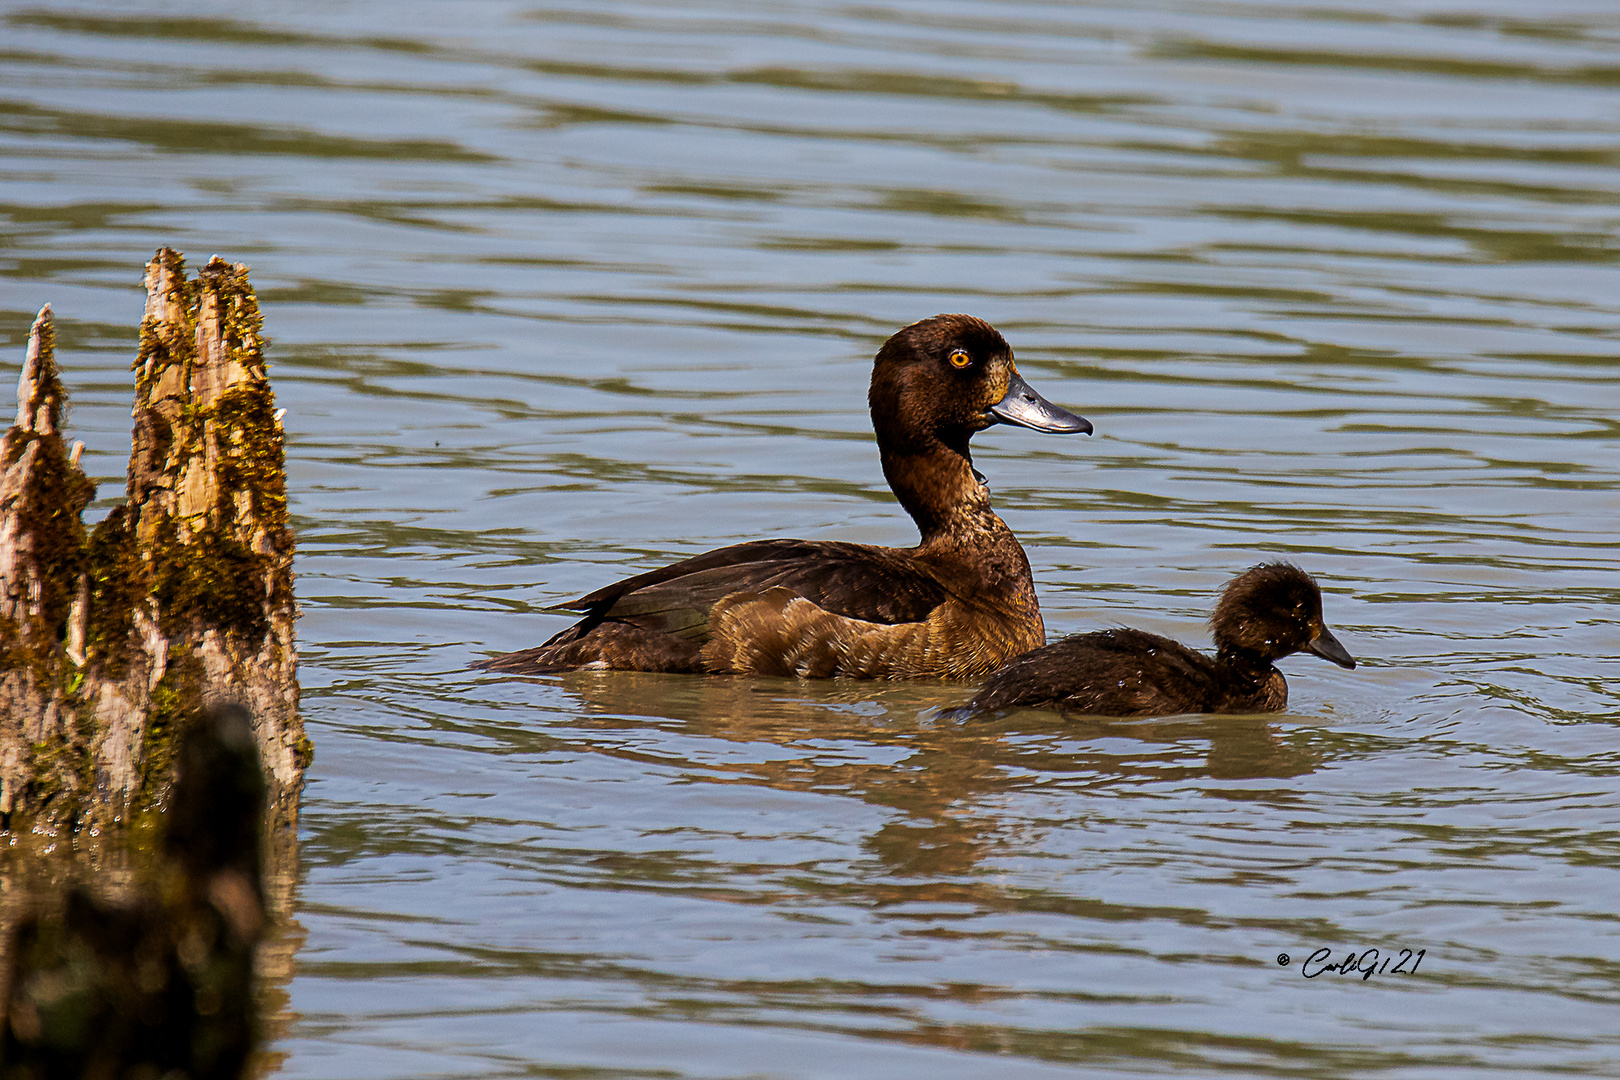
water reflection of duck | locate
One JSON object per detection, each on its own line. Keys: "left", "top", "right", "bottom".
{"left": 949, "top": 563, "right": 1356, "bottom": 719}
{"left": 476, "top": 314, "right": 1090, "bottom": 680}
{"left": 520, "top": 671, "right": 1319, "bottom": 885}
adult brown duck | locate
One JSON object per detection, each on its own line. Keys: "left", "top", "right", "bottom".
{"left": 475, "top": 314, "right": 1091, "bottom": 680}
{"left": 946, "top": 562, "right": 1356, "bottom": 718}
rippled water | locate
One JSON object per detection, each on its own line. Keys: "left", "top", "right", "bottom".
{"left": 5, "top": 0, "right": 1620, "bottom": 1075}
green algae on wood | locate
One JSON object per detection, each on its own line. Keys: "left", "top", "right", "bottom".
{"left": 0, "top": 251, "right": 306, "bottom": 845}
{"left": 0, "top": 305, "right": 97, "bottom": 826}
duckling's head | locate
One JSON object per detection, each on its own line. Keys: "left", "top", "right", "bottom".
{"left": 868, "top": 314, "right": 1090, "bottom": 458}
{"left": 1210, "top": 562, "right": 1356, "bottom": 668}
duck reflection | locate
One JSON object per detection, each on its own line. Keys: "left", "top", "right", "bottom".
{"left": 522, "top": 671, "right": 1319, "bottom": 881}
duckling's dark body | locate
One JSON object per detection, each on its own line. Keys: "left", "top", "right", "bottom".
{"left": 476, "top": 314, "right": 1090, "bottom": 680}
{"left": 953, "top": 562, "right": 1356, "bottom": 718}
{"left": 960, "top": 625, "right": 1292, "bottom": 717}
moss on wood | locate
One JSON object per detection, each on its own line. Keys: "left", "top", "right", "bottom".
{"left": 1, "top": 249, "right": 305, "bottom": 846}
{"left": 84, "top": 505, "right": 141, "bottom": 676}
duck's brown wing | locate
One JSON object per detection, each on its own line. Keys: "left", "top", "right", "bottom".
{"left": 565, "top": 538, "right": 949, "bottom": 637}
{"left": 473, "top": 538, "right": 952, "bottom": 675}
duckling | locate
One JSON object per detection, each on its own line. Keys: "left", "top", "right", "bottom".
{"left": 948, "top": 562, "right": 1356, "bottom": 718}
{"left": 475, "top": 314, "right": 1090, "bottom": 680}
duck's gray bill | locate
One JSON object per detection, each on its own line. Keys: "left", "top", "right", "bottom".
{"left": 989, "top": 371, "right": 1092, "bottom": 434}
{"left": 1307, "top": 626, "right": 1356, "bottom": 669}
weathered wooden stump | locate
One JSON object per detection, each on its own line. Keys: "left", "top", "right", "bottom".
{"left": 1, "top": 249, "right": 307, "bottom": 1075}
{"left": 0, "top": 249, "right": 308, "bottom": 842}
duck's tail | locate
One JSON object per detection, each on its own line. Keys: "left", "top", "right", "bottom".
{"left": 473, "top": 618, "right": 704, "bottom": 674}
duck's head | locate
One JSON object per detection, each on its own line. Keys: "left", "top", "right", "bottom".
{"left": 1210, "top": 562, "right": 1356, "bottom": 668}
{"left": 868, "top": 314, "right": 1090, "bottom": 458}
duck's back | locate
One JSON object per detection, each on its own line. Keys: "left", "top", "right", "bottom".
{"left": 962, "top": 627, "right": 1279, "bottom": 717}
{"left": 571, "top": 538, "right": 950, "bottom": 629}
{"left": 475, "top": 537, "right": 1038, "bottom": 678}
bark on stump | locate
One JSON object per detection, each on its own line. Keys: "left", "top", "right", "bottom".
{"left": 0, "top": 249, "right": 308, "bottom": 843}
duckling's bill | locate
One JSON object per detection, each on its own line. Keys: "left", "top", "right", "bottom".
{"left": 989, "top": 370, "right": 1092, "bottom": 434}
{"left": 1306, "top": 625, "right": 1356, "bottom": 669}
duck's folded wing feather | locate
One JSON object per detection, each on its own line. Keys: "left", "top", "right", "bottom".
{"left": 564, "top": 538, "right": 949, "bottom": 636}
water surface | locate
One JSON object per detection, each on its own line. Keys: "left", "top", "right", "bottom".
{"left": 3, "top": 1, "right": 1620, "bottom": 1076}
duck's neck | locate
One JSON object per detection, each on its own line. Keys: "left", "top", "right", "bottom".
{"left": 879, "top": 431, "right": 1000, "bottom": 545}
{"left": 880, "top": 429, "right": 1042, "bottom": 649}
{"left": 1214, "top": 646, "right": 1278, "bottom": 690}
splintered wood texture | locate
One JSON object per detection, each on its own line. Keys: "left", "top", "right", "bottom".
{"left": 0, "top": 250, "right": 306, "bottom": 840}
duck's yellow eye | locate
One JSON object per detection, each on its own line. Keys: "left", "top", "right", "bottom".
{"left": 948, "top": 349, "right": 972, "bottom": 369}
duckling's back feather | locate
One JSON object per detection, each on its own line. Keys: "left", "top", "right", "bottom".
{"left": 963, "top": 628, "right": 1235, "bottom": 717}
